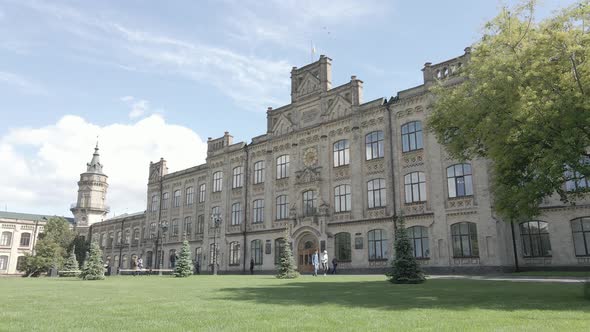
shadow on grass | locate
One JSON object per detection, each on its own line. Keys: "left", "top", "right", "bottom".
{"left": 217, "top": 279, "right": 590, "bottom": 312}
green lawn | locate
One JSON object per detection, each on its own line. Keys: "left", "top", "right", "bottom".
{"left": 1, "top": 275, "right": 589, "bottom": 331}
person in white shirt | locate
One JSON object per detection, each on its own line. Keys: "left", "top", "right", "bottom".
{"left": 321, "top": 250, "right": 329, "bottom": 276}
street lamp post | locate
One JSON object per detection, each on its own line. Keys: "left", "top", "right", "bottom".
{"left": 211, "top": 213, "right": 222, "bottom": 275}
{"left": 158, "top": 221, "right": 168, "bottom": 276}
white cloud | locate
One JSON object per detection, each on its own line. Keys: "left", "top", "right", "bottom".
{"left": 120, "top": 96, "right": 150, "bottom": 118}
{"left": 0, "top": 115, "right": 207, "bottom": 217}
{"left": 0, "top": 70, "right": 47, "bottom": 95}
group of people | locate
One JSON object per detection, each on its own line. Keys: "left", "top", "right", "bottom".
{"left": 311, "top": 249, "right": 338, "bottom": 276}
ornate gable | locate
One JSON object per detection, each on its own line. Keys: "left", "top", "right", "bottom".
{"left": 271, "top": 113, "right": 295, "bottom": 136}
{"left": 295, "top": 72, "right": 321, "bottom": 98}
{"left": 323, "top": 94, "right": 352, "bottom": 121}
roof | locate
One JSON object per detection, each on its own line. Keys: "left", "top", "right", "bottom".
{"left": 103, "top": 211, "right": 146, "bottom": 222}
{"left": 0, "top": 211, "right": 75, "bottom": 224}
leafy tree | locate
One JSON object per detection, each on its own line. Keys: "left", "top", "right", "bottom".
{"left": 387, "top": 217, "right": 425, "bottom": 284}
{"left": 70, "top": 236, "right": 89, "bottom": 268}
{"left": 428, "top": 1, "right": 590, "bottom": 221}
{"left": 174, "top": 240, "right": 193, "bottom": 277}
{"left": 22, "top": 217, "right": 75, "bottom": 277}
{"left": 276, "top": 228, "right": 300, "bottom": 279}
{"left": 80, "top": 241, "right": 105, "bottom": 280}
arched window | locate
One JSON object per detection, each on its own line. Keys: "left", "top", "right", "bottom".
{"left": 334, "top": 184, "right": 351, "bottom": 212}
{"left": 116, "top": 231, "right": 122, "bottom": 245}
{"left": 0, "top": 255, "right": 9, "bottom": 270}
{"left": 122, "top": 255, "right": 128, "bottom": 269}
{"left": 232, "top": 166, "right": 243, "bottom": 189}
{"left": 145, "top": 251, "right": 153, "bottom": 268}
{"left": 447, "top": 164, "right": 473, "bottom": 198}
{"left": 197, "top": 215, "right": 204, "bottom": 234}
{"left": 19, "top": 233, "right": 31, "bottom": 247}
{"left": 194, "top": 247, "right": 202, "bottom": 264}
{"left": 572, "top": 217, "right": 590, "bottom": 256}
{"left": 213, "top": 171, "right": 223, "bottom": 192}
{"left": 275, "top": 238, "right": 286, "bottom": 264}
{"left": 229, "top": 242, "right": 241, "bottom": 266}
{"left": 253, "top": 200, "right": 264, "bottom": 224}
{"left": 123, "top": 229, "right": 130, "bottom": 244}
{"left": 254, "top": 161, "right": 265, "bottom": 184}
{"left": 565, "top": 156, "right": 590, "bottom": 191}
{"left": 365, "top": 131, "right": 384, "bottom": 160}
{"left": 368, "top": 229, "right": 386, "bottom": 261}
{"left": 451, "top": 222, "right": 479, "bottom": 257}
{"left": 276, "top": 155, "right": 290, "bottom": 179}
{"left": 173, "top": 190, "right": 181, "bottom": 207}
{"left": 150, "top": 194, "right": 158, "bottom": 212}
{"left": 302, "top": 190, "right": 317, "bottom": 216}
{"left": 184, "top": 217, "right": 192, "bottom": 236}
{"left": 198, "top": 184, "right": 206, "bottom": 202}
{"left": 162, "top": 192, "right": 169, "bottom": 210}
{"left": 401, "top": 121, "right": 423, "bottom": 152}
{"left": 108, "top": 232, "right": 114, "bottom": 246}
{"left": 520, "top": 221, "right": 552, "bottom": 257}
{"left": 231, "top": 203, "right": 242, "bottom": 225}
{"left": 333, "top": 139, "right": 350, "bottom": 167}
{"left": 335, "top": 232, "right": 351, "bottom": 262}
{"left": 367, "top": 179, "right": 386, "bottom": 208}
{"left": 113, "top": 255, "right": 120, "bottom": 269}
{"left": 276, "top": 195, "right": 289, "bottom": 220}
{"left": 171, "top": 219, "right": 179, "bottom": 236}
{"left": 404, "top": 172, "right": 426, "bottom": 203}
{"left": 185, "top": 187, "right": 194, "bottom": 205}
{"left": 408, "top": 226, "right": 429, "bottom": 258}
{"left": 251, "top": 240, "right": 263, "bottom": 265}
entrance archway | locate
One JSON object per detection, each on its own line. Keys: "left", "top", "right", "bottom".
{"left": 297, "top": 233, "right": 318, "bottom": 273}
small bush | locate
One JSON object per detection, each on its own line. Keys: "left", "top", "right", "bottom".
{"left": 59, "top": 271, "right": 81, "bottom": 277}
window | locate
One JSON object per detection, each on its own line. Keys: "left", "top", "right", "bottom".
{"left": 113, "top": 255, "right": 119, "bottom": 268}
{"left": 404, "top": 172, "right": 426, "bottom": 203}
{"left": 276, "top": 155, "right": 290, "bottom": 179}
{"left": 367, "top": 179, "right": 386, "bottom": 208}
{"left": 408, "top": 226, "right": 429, "bottom": 258}
{"left": 122, "top": 255, "right": 128, "bottom": 269}
{"left": 101, "top": 233, "right": 107, "bottom": 247}
{"left": 334, "top": 184, "right": 351, "bottom": 212}
{"left": 447, "top": 164, "right": 473, "bottom": 198}
{"left": 16, "top": 256, "right": 25, "bottom": 271}
{"left": 124, "top": 229, "right": 130, "bottom": 244}
{"left": 520, "top": 221, "right": 552, "bottom": 257}
{"left": 231, "top": 203, "right": 242, "bottom": 225}
{"left": 198, "top": 184, "right": 206, "bottom": 203}
{"left": 0, "top": 255, "right": 8, "bottom": 270}
{"left": 251, "top": 240, "right": 263, "bottom": 265}
{"left": 254, "top": 161, "right": 265, "bottom": 184}
{"left": 232, "top": 166, "right": 243, "bottom": 189}
{"left": 275, "top": 238, "right": 286, "bottom": 264}
{"left": 229, "top": 242, "right": 241, "bottom": 266}
{"left": 401, "top": 121, "right": 423, "bottom": 152}
{"left": 149, "top": 223, "right": 156, "bottom": 237}
{"left": 302, "top": 190, "right": 317, "bottom": 216}
{"left": 565, "top": 156, "right": 590, "bottom": 191}
{"left": 572, "top": 217, "right": 590, "bottom": 256}
{"left": 19, "top": 233, "right": 31, "bottom": 247}
{"left": 108, "top": 232, "right": 114, "bottom": 246}
{"left": 365, "top": 131, "right": 384, "bottom": 160}
{"left": 132, "top": 229, "right": 140, "bottom": 243}
{"left": 451, "top": 222, "right": 479, "bottom": 257}
{"left": 186, "top": 187, "right": 194, "bottom": 205}
{"left": 162, "top": 192, "right": 169, "bottom": 210}
{"left": 116, "top": 231, "right": 122, "bottom": 245}
{"left": 197, "top": 215, "right": 204, "bottom": 234}
{"left": 150, "top": 194, "right": 158, "bottom": 212}
{"left": 276, "top": 195, "right": 289, "bottom": 220}
{"left": 173, "top": 190, "right": 181, "bottom": 207}
{"left": 195, "top": 247, "right": 202, "bottom": 264}
{"left": 184, "top": 217, "right": 192, "bottom": 236}
{"left": 333, "top": 140, "right": 350, "bottom": 167}
{"left": 171, "top": 219, "right": 179, "bottom": 236}
{"left": 213, "top": 171, "right": 223, "bottom": 192}
{"left": 145, "top": 251, "right": 153, "bottom": 268}
{"left": 253, "top": 199, "right": 264, "bottom": 224}
{"left": 335, "top": 232, "right": 351, "bottom": 261}
{"left": 211, "top": 207, "right": 220, "bottom": 227}
{"left": 368, "top": 229, "right": 386, "bottom": 260}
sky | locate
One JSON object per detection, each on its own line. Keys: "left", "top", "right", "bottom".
{"left": 0, "top": 0, "right": 578, "bottom": 217}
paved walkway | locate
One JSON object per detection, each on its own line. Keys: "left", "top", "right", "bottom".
{"left": 428, "top": 274, "right": 589, "bottom": 283}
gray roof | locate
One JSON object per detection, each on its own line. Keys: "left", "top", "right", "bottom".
{"left": 0, "top": 211, "right": 75, "bottom": 224}
{"left": 103, "top": 211, "right": 145, "bottom": 222}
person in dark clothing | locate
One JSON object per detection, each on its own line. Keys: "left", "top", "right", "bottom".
{"left": 194, "top": 260, "right": 200, "bottom": 275}
{"left": 331, "top": 257, "right": 338, "bottom": 274}
{"left": 250, "top": 258, "right": 255, "bottom": 275}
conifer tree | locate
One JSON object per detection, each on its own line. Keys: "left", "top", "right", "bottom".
{"left": 276, "top": 228, "right": 299, "bottom": 279}
{"left": 63, "top": 246, "right": 79, "bottom": 271}
{"left": 175, "top": 240, "right": 193, "bottom": 277}
{"left": 79, "top": 241, "right": 105, "bottom": 280}
{"left": 387, "top": 217, "right": 425, "bottom": 284}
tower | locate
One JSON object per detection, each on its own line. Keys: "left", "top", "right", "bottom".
{"left": 71, "top": 142, "right": 109, "bottom": 237}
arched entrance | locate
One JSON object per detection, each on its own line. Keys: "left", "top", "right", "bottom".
{"left": 297, "top": 233, "right": 318, "bottom": 273}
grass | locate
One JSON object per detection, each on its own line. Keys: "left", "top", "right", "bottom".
{"left": 1, "top": 275, "right": 589, "bottom": 331}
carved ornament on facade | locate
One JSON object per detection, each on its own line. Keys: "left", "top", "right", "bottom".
{"left": 295, "top": 166, "right": 322, "bottom": 185}
{"left": 367, "top": 208, "right": 386, "bottom": 219}
{"left": 402, "top": 151, "right": 425, "bottom": 169}
{"left": 365, "top": 160, "right": 385, "bottom": 175}
{"left": 333, "top": 166, "right": 350, "bottom": 180}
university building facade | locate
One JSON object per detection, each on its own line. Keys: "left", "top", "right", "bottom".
{"left": 83, "top": 49, "right": 590, "bottom": 274}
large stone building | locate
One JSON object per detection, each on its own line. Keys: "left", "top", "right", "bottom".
{"left": 86, "top": 49, "right": 590, "bottom": 274}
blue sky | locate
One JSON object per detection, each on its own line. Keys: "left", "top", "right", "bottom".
{"left": 0, "top": 0, "right": 578, "bottom": 216}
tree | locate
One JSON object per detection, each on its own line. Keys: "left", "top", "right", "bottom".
{"left": 428, "top": 1, "right": 590, "bottom": 221}
{"left": 276, "top": 228, "right": 300, "bottom": 279}
{"left": 70, "top": 236, "right": 89, "bottom": 268}
{"left": 22, "top": 217, "right": 75, "bottom": 277}
{"left": 387, "top": 217, "right": 425, "bottom": 284}
{"left": 63, "top": 246, "right": 79, "bottom": 271}
{"left": 175, "top": 240, "right": 193, "bottom": 277}
{"left": 79, "top": 241, "right": 105, "bottom": 280}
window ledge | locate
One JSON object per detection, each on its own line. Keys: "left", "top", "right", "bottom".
{"left": 368, "top": 258, "right": 388, "bottom": 262}
{"left": 453, "top": 256, "right": 480, "bottom": 259}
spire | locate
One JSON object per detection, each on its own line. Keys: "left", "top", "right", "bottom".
{"left": 86, "top": 141, "right": 104, "bottom": 174}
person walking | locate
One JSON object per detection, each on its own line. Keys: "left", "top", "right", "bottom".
{"left": 312, "top": 250, "right": 319, "bottom": 277}
{"left": 331, "top": 257, "right": 338, "bottom": 275}
{"left": 250, "top": 258, "right": 255, "bottom": 275}
{"left": 137, "top": 257, "right": 143, "bottom": 276}
{"left": 194, "top": 260, "right": 200, "bottom": 275}
{"left": 321, "top": 250, "right": 329, "bottom": 276}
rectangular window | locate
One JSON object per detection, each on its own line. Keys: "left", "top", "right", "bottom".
{"left": 173, "top": 190, "right": 181, "bottom": 207}
{"left": 213, "top": 172, "right": 223, "bottom": 192}
{"left": 276, "top": 195, "right": 289, "bottom": 220}
{"left": 231, "top": 203, "right": 242, "bottom": 225}
{"left": 1, "top": 232, "right": 12, "bottom": 246}
{"left": 184, "top": 216, "right": 192, "bottom": 235}
{"left": 276, "top": 155, "right": 289, "bottom": 179}
{"left": 254, "top": 161, "right": 265, "bottom": 184}
{"left": 253, "top": 200, "right": 264, "bottom": 224}
{"left": 333, "top": 140, "right": 350, "bottom": 167}
{"left": 334, "top": 185, "right": 352, "bottom": 212}
{"left": 185, "top": 187, "right": 194, "bottom": 206}
{"left": 150, "top": 194, "right": 158, "bottom": 212}
{"left": 171, "top": 219, "right": 179, "bottom": 236}
{"left": 302, "top": 190, "right": 317, "bottom": 216}
{"left": 401, "top": 121, "right": 424, "bottom": 152}
{"left": 365, "top": 131, "right": 384, "bottom": 160}
{"left": 19, "top": 233, "right": 31, "bottom": 247}
{"left": 367, "top": 179, "right": 386, "bottom": 208}
{"left": 251, "top": 240, "right": 263, "bottom": 265}
{"left": 198, "top": 184, "right": 206, "bottom": 203}
{"left": 229, "top": 242, "right": 241, "bottom": 266}
{"left": 232, "top": 167, "right": 243, "bottom": 189}
{"left": 197, "top": 215, "right": 204, "bottom": 234}
{"left": 162, "top": 192, "right": 169, "bottom": 210}
{"left": 0, "top": 256, "right": 8, "bottom": 270}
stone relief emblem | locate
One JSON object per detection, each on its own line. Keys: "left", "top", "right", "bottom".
{"left": 295, "top": 167, "right": 321, "bottom": 185}
{"left": 303, "top": 147, "right": 318, "bottom": 167}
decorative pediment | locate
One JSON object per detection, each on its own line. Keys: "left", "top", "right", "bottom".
{"left": 323, "top": 95, "right": 352, "bottom": 121}
{"left": 295, "top": 166, "right": 322, "bottom": 185}
{"left": 295, "top": 72, "right": 321, "bottom": 97}
{"left": 271, "top": 113, "right": 295, "bottom": 136}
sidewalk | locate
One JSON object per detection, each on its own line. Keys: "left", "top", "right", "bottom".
{"left": 428, "top": 274, "right": 589, "bottom": 283}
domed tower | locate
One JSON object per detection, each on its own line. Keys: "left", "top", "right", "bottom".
{"left": 71, "top": 142, "right": 109, "bottom": 237}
